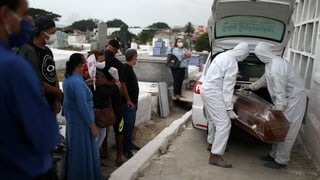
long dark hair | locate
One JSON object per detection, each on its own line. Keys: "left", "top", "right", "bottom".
{"left": 174, "top": 38, "right": 183, "bottom": 48}
{"left": 0, "top": 0, "right": 21, "bottom": 11}
{"left": 65, "top": 53, "right": 84, "bottom": 78}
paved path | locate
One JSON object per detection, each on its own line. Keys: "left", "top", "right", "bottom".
{"left": 137, "top": 120, "right": 320, "bottom": 180}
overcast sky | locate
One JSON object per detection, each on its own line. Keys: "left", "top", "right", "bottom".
{"left": 28, "top": 0, "right": 212, "bottom": 28}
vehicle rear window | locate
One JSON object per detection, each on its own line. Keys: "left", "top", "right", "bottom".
{"left": 215, "top": 16, "right": 285, "bottom": 42}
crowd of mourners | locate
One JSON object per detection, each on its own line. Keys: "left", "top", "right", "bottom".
{"left": 0, "top": 0, "right": 139, "bottom": 178}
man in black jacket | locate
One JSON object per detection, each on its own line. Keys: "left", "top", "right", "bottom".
{"left": 99, "top": 39, "right": 124, "bottom": 166}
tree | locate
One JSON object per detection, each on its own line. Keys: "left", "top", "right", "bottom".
{"left": 194, "top": 33, "right": 210, "bottom": 52}
{"left": 147, "top": 22, "right": 170, "bottom": 30}
{"left": 138, "top": 30, "right": 154, "bottom": 44}
{"left": 110, "top": 30, "right": 138, "bottom": 43}
{"left": 70, "top": 19, "right": 98, "bottom": 32}
{"left": 106, "top": 19, "right": 127, "bottom": 28}
{"left": 28, "top": 8, "right": 61, "bottom": 21}
{"left": 185, "top": 22, "right": 194, "bottom": 37}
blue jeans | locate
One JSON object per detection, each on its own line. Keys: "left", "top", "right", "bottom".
{"left": 94, "top": 123, "right": 106, "bottom": 155}
{"left": 122, "top": 103, "right": 137, "bottom": 153}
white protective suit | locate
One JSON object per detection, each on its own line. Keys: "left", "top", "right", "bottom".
{"left": 249, "top": 42, "right": 307, "bottom": 165}
{"left": 201, "top": 42, "right": 249, "bottom": 155}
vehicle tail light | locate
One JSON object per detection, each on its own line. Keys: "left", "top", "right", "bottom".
{"left": 194, "top": 81, "right": 202, "bottom": 94}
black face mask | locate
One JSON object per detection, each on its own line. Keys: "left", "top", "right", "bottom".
{"left": 104, "top": 50, "right": 115, "bottom": 59}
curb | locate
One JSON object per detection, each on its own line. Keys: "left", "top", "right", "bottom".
{"left": 109, "top": 110, "right": 192, "bottom": 180}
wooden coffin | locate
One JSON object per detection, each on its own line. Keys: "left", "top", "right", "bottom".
{"left": 233, "top": 90, "right": 290, "bottom": 143}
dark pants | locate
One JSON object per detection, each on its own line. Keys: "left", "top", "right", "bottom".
{"left": 171, "top": 67, "right": 186, "bottom": 95}
{"left": 33, "top": 168, "right": 58, "bottom": 180}
{"left": 122, "top": 103, "right": 137, "bottom": 153}
{"left": 100, "top": 86, "right": 123, "bottom": 159}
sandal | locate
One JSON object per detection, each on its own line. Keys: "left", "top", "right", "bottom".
{"left": 116, "top": 159, "right": 123, "bottom": 167}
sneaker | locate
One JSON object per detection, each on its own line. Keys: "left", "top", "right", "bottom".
{"left": 131, "top": 143, "right": 141, "bottom": 150}
{"left": 259, "top": 154, "right": 274, "bottom": 162}
{"left": 264, "top": 161, "right": 286, "bottom": 169}
{"left": 123, "top": 151, "right": 134, "bottom": 159}
{"left": 116, "top": 159, "right": 123, "bottom": 167}
{"left": 208, "top": 153, "right": 232, "bottom": 168}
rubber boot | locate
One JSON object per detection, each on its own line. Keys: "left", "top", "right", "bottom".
{"left": 208, "top": 153, "right": 232, "bottom": 168}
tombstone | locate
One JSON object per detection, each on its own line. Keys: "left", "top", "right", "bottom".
{"left": 55, "top": 31, "right": 68, "bottom": 49}
{"left": 153, "top": 39, "right": 166, "bottom": 56}
{"left": 98, "top": 22, "right": 107, "bottom": 50}
{"left": 120, "top": 24, "right": 130, "bottom": 54}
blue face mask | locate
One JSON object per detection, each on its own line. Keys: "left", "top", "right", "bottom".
{"left": 9, "top": 19, "right": 32, "bottom": 48}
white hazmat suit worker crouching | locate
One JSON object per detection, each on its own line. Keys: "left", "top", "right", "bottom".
{"left": 201, "top": 42, "right": 249, "bottom": 168}
{"left": 248, "top": 42, "right": 307, "bottom": 169}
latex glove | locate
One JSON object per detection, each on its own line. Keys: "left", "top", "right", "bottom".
{"left": 228, "top": 110, "right": 239, "bottom": 119}
{"left": 240, "top": 84, "right": 250, "bottom": 90}
{"left": 272, "top": 105, "right": 284, "bottom": 111}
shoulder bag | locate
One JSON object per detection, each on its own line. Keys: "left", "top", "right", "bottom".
{"left": 166, "top": 50, "right": 180, "bottom": 68}
{"left": 94, "top": 99, "right": 116, "bottom": 128}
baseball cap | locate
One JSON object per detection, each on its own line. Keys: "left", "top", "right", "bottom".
{"left": 33, "top": 16, "right": 55, "bottom": 35}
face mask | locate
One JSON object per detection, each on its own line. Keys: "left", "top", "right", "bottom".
{"left": 96, "top": 61, "right": 105, "bottom": 69}
{"left": 177, "top": 42, "right": 183, "bottom": 48}
{"left": 104, "top": 50, "right": 115, "bottom": 59}
{"left": 44, "top": 32, "right": 57, "bottom": 45}
{"left": 7, "top": 11, "right": 32, "bottom": 48}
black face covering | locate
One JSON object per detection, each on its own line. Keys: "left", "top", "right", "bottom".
{"left": 104, "top": 50, "right": 115, "bottom": 59}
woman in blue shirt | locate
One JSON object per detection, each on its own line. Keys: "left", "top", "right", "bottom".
{"left": 171, "top": 38, "right": 191, "bottom": 99}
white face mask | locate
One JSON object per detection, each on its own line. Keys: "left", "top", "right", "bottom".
{"left": 96, "top": 61, "right": 106, "bottom": 69}
{"left": 177, "top": 42, "right": 183, "bottom": 48}
{"left": 44, "top": 32, "right": 57, "bottom": 45}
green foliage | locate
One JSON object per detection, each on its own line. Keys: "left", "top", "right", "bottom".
{"left": 194, "top": 33, "right": 210, "bottom": 52}
{"left": 110, "top": 31, "right": 138, "bottom": 42}
{"left": 110, "top": 31, "right": 120, "bottom": 39}
{"left": 138, "top": 30, "right": 154, "bottom": 44}
{"left": 106, "top": 19, "right": 128, "bottom": 28}
{"left": 28, "top": 8, "right": 61, "bottom": 21}
{"left": 185, "top": 22, "right": 194, "bottom": 37}
{"left": 147, "top": 22, "right": 170, "bottom": 30}
{"left": 70, "top": 19, "right": 98, "bottom": 31}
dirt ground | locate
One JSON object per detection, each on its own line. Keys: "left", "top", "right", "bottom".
{"left": 100, "top": 101, "right": 191, "bottom": 179}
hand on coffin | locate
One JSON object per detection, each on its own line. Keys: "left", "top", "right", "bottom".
{"left": 240, "top": 84, "right": 250, "bottom": 90}
{"left": 228, "top": 110, "right": 239, "bottom": 119}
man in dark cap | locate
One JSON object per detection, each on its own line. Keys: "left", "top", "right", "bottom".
{"left": 0, "top": 0, "right": 59, "bottom": 179}
{"left": 97, "top": 39, "right": 124, "bottom": 166}
{"left": 31, "top": 16, "right": 62, "bottom": 113}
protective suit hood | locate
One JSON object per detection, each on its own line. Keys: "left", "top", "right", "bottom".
{"left": 228, "top": 42, "right": 249, "bottom": 62}
{"left": 254, "top": 42, "right": 277, "bottom": 64}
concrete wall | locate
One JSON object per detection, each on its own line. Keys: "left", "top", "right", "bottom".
{"left": 287, "top": 0, "right": 320, "bottom": 169}
{"left": 118, "top": 55, "right": 174, "bottom": 86}
{"left": 300, "top": 34, "right": 320, "bottom": 169}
